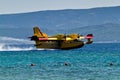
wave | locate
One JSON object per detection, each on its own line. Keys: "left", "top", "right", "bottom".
{"left": 0, "top": 36, "right": 35, "bottom": 51}
{"left": 0, "top": 36, "right": 57, "bottom": 51}
{"left": 0, "top": 44, "right": 57, "bottom": 51}
{"left": 0, "top": 36, "right": 34, "bottom": 44}
{"left": 0, "top": 44, "right": 35, "bottom": 51}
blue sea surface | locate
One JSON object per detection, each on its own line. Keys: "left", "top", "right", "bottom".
{"left": 0, "top": 43, "right": 120, "bottom": 80}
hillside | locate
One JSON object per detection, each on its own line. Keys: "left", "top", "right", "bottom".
{"left": 0, "top": 6, "right": 120, "bottom": 42}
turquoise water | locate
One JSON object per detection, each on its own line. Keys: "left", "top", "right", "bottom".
{"left": 0, "top": 43, "right": 120, "bottom": 80}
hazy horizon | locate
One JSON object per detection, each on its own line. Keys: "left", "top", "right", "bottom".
{"left": 0, "top": 0, "right": 120, "bottom": 14}
{"left": 0, "top": 6, "right": 120, "bottom": 15}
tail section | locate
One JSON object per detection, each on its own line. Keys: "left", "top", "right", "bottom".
{"left": 29, "top": 27, "right": 48, "bottom": 41}
{"left": 33, "top": 27, "right": 44, "bottom": 37}
{"left": 34, "top": 27, "right": 48, "bottom": 38}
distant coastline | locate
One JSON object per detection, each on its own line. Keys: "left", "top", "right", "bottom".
{"left": 0, "top": 6, "right": 120, "bottom": 42}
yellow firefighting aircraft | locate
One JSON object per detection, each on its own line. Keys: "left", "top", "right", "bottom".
{"left": 29, "top": 27, "right": 93, "bottom": 50}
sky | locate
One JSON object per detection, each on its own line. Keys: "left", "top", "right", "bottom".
{"left": 0, "top": 0, "right": 120, "bottom": 14}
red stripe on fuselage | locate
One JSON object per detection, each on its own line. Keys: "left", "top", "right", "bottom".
{"left": 85, "top": 36, "right": 93, "bottom": 39}
{"left": 39, "top": 38, "right": 48, "bottom": 40}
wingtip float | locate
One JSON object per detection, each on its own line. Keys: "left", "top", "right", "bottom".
{"left": 29, "top": 26, "right": 93, "bottom": 50}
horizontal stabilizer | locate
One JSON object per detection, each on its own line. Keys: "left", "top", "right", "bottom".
{"left": 28, "top": 36, "right": 39, "bottom": 41}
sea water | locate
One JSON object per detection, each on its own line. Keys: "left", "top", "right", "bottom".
{"left": 0, "top": 43, "right": 120, "bottom": 80}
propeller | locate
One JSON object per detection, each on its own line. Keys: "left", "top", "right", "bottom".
{"left": 77, "top": 33, "right": 84, "bottom": 39}
{"left": 77, "top": 33, "right": 81, "bottom": 38}
{"left": 64, "top": 33, "right": 67, "bottom": 40}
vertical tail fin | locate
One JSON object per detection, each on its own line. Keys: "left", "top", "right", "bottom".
{"left": 29, "top": 27, "right": 48, "bottom": 41}
{"left": 33, "top": 27, "right": 44, "bottom": 37}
